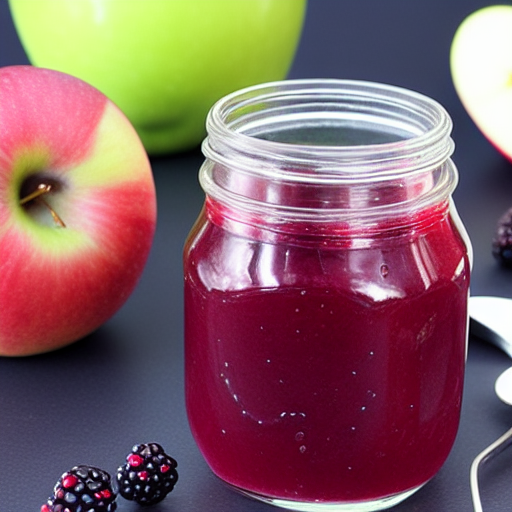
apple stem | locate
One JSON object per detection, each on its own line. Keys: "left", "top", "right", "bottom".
{"left": 19, "top": 182, "right": 66, "bottom": 228}
{"left": 39, "top": 197, "right": 66, "bottom": 227}
{"left": 19, "top": 183, "right": 52, "bottom": 205}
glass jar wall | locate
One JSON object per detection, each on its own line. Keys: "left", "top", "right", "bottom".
{"left": 184, "top": 79, "right": 471, "bottom": 512}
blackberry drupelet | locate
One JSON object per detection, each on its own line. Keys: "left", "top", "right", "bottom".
{"left": 116, "top": 442, "right": 178, "bottom": 505}
{"left": 43, "top": 465, "right": 117, "bottom": 512}
{"left": 492, "top": 206, "right": 512, "bottom": 267}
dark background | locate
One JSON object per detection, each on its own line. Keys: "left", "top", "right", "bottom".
{"left": 1, "top": 1, "right": 511, "bottom": 511}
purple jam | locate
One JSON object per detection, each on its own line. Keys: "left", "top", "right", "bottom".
{"left": 184, "top": 200, "right": 470, "bottom": 504}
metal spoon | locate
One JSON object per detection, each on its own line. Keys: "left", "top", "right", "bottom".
{"left": 469, "top": 296, "right": 512, "bottom": 512}
{"left": 470, "top": 368, "right": 512, "bottom": 512}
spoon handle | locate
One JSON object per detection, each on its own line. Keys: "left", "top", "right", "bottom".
{"left": 470, "top": 426, "right": 512, "bottom": 512}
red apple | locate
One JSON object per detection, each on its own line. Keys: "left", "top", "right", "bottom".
{"left": 0, "top": 65, "right": 157, "bottom": 356}
{"left": 450, "top": 5, "right": 512, "bottom": 161}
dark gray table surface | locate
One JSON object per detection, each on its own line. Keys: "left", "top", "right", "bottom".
{"left": 1, "top": 1, "right": 511, "bottom": 511}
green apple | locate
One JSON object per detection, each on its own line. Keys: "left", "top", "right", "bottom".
{"left": 450, "top": 5, "right": 512, "bottom": 161}
{"left": 8, "top": 0, "right": 307, "bottom": 155}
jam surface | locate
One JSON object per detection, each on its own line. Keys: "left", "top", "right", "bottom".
{"left": 184, "top": 205, "right": 469, "bottom": 503}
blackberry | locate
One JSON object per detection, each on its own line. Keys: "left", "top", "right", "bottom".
{"left": 492, "top": 206, "right": 512, "bottom": 267}
{"left": 116, "top": 442, "right": 178, "bottom": 505}
{"left": 43, "top": 465, "right": 117, "bottom": 512}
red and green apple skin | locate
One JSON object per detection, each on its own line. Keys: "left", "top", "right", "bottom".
{"left": 8, "top": 0, "right": 307, "bottom": 155}
{"left": 450, "top": 5, "right": 512, "bottom": 161}
{"left": 0, "top": 65, "right": 157, "bottom": 356}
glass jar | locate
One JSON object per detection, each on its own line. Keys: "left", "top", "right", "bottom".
{"left": 184, "top": 79, "right": 471, "bottom": 512}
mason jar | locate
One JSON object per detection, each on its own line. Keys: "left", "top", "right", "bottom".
{"left": 184, "top": 79, "right": 471, "bottom": 511}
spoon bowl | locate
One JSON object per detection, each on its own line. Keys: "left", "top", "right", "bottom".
{"left": 495, "top": 366, "right": 512, "bottom": 406}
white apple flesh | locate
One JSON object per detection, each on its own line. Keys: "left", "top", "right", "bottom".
{"left": 0, "top": 66, "right": 157, "bottom": 356}
{"left": 450, "top": 5, "right": 512, "bottom": 161}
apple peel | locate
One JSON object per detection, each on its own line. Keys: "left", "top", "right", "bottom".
{"left": 0, "top": 66, "right": 157, "bottom": 356}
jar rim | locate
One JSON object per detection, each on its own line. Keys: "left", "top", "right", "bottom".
{"left": 203, "top": 79, "right": 454, "bottom": 184}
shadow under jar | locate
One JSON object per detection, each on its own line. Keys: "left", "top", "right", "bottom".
{"left": 184, "top": 79, "right": 471, "bottom": 512}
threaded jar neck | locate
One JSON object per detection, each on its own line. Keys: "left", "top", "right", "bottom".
{"left": 200, "top": 79, "right": 457, "bottom": 239}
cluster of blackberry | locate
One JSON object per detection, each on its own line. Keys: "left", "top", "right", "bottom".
{"left": 492, "top": 206, "right": 512, "bottom": 267}
{"left": 41, "top": 443, "right": 178, "bottom": 512}
{"left": 41, "top": 466, "right": 116, "bottom": 512}
{"left": 117, "top": 442, "right": 178, "bottom": 505}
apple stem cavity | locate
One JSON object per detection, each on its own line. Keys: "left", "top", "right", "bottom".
{"left": 20, "top": 181, "right": 66, "bottom": 228}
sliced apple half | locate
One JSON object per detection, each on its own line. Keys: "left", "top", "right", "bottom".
{"left": 450, "top": 5, "right": 512, "bottom": 161}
